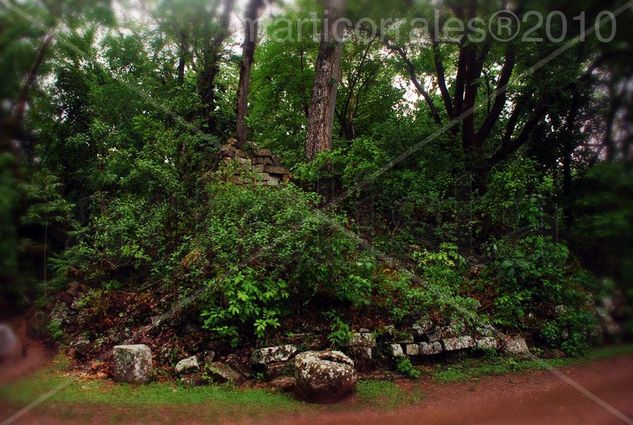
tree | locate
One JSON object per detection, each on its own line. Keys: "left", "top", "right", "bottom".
{"left": 305, "top": 0, "right": 347, "bottom": 160}
{"left": 197, "top": 0, "right": 234, "bottom": 133}
{"left": 236, "top": 0, "right": 267, "bottom": 146}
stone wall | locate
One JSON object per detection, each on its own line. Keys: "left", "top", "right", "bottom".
{"left": 218, "top": 138, "right": 291, "bottom": 186}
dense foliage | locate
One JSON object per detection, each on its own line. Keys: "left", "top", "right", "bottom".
{"left": 1, "top": 0, "right": 632, "bottom": 360}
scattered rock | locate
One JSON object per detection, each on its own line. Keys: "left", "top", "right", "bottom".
{"left": 264, "top": 361, "right": 295, "bottom": 379}
{"left": 348, "top": 346, "right": 372, "bottom": 360}
{"left": 348, "top": 332, "right": 376, "bottom": 348}
{"left": 251, "top": 345, "right": 298, "bottom": 366}
{"left": 476, "top": 337, "right": 498, "bottom": 351}
{"left": 388, "top": 344, "right": 405, "bottom": 358}
{"left": 175, "top": 356, "right": 199, "bottom": 374}
{"left": 501, "top": 336, "right": 531, "bottom": 356}
{"left": 113, "top": 345, "right": 153, "bottom": 384}
{"left": 419, "top": 341, "right": 443, "bottom": 356}
{"left": 426, "top": 327, "right": 442, "bottom": 342}
{"left": 412, "top": 317, "right": 434, "bottom": 336}
{"left": 270, "top": 376, "right": 296, "bottom": 392}
{"left": 69, "top": 337, "right": 91, "bottom": 358}
{"left": 206, "top": 363, "right": 245, "bottom": 384}
{"left": 294, "top": 350, "right": 357, "bottom": 403}
{"left": 405, "top": 343, "right": 420, "bottom": 356}
{"left": 442, "top": 336, "right": 475, "bottom": 352}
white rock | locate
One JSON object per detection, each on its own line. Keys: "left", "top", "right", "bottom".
{"left": 348, "top": 332, "right": 376, "bottom": 348}
{"left": 405, "top": 343, "right": 420, "bottom": 356}
{"left": 501, "top": 336, "right": 530, "bottom": 356}
{"left": 175, "top": 356, "right": 199, "bottom": 374}
{"left": 419, "top": 341, "right": 443, "bottom": 355}
{"left": 476, "top": 337, "right": 498, "bottom": 350}
{"left": 442, "top": 336, "right": 475, "bottom": 351}
{"left": 113, "top": 345, "right": 153, "bottom": 384}
{"left": 251, "top": 345, "right": 298, "bottom": 365}
{"left": 389, "top": 344, "right": 405, "bottom": 357}
{"left": 294, "top": 350, "right": 356, "bottom": 402}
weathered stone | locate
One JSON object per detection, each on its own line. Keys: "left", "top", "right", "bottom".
{"left": 501, "top": 336, "right": 530, "bottom": 356}
{"left": 405, "top": 343, "right": 420, "bottom": 356}
{"left": 412, "top": 317, "right": 434, "bottom": 336}
{"left": 0, "top": 324, "right": 18, "bottom": 358}
{"left": 113, "top": 345, "right": 153, "bottom": 384}
{"left": 270, "top": 376, "right": 296, "bottom": 392}
{"left": 251, "top": 345, "right": 298, "bottom": 366}
{"left": 264, "top": 361, "right": 295, "bottom": 379}
{"left": 206, "top": 363, "right": 245, "bottom": 384}
{"left": 294, "top": 350, "right": 356, "bottom": 403}
{"left": 266, "top": 177, "right": 281, "bottom": 186}
{"left": 427, "top": 328, "right": 442, "bottom": 342}
{"left": 442, "top": 336, "right": 475, "bottom": 351}
{"left": 388, "top": 344, "right": 405, "bottom": 357}
{"left": 69, "top": 337, "right": 91, "bottom": 358}
{"left": 348, "top": 332, "right": 376, "bottom": 348}
{"left": 348, "top": 346, "right": 372, "bottom": 360}
{"left": 226, "top": 138, "right": 238, "bottom": 146}
{"left": 476, "top": 337, "right": 498, "bottom": 351}
{"left": 175, "top": 356, "right": 199, "bottom": 374}
{"left": 419, "top": 341, "right": 443, "bottom": 356}
{"left": 264, "top": 165, "right": 289, "bottom": 175}
{"left": 235, "top": 149, "right": 249, "bottom": 159}
{"left": 254, "top": 148, "right": 273, "bottom": 157}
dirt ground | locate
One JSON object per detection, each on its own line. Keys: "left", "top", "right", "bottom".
{"left": 1, "top": 338, "right": 633, "bottom": 425}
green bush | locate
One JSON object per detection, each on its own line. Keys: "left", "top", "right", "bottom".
{"left": 487, "top": 235, "right": 599, "bottom": 354}
{"left": 195, "top": 182, "right": 379, "bottom": 344}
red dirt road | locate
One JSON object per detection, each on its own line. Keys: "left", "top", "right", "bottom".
{"left": 2, "top": 355, "right": 633, "bottom": 424}
{"left": 275, "top": 356, "right": 633, "bottom": 425}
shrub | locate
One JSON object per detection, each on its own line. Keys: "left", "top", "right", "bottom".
{"left": 487, "top": 235, "right": 599, "bottom": 354}
{"left": 195, "top": 182, "right": 379, "bottom": 344}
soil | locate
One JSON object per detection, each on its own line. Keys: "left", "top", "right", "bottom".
{"left": 2, "top": 340, "right": 633, "bottom": 425}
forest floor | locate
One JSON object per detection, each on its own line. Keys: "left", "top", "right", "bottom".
{"left": 1, "top": 344, "right": 633, "bottom": 425}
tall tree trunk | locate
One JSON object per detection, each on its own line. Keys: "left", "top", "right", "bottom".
{"left": 197, "top": 0, "right": 233, "bottom": 133}
{"left": 305, "top": 0, "right": 346, "bottom": 161}
{"left": 236, "top": 0, "right": 265, "bottom": 146}
{"left": 177, "top": 30, "right": 188, "bottom": 85}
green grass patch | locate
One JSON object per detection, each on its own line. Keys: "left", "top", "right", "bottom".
{"left": 433, "top": 344, "right": 633, "bottom": 383}
{"left": 0, "top": 355, "right": 303, "bottom": 419}
{"left": 356, "top": 379, "right": 423, "bottom": 408}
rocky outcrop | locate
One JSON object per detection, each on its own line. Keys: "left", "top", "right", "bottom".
{"left": 175, "top": 356, "right": 199, "bottom": 374}
{"left": 113, "top": 345, "right": 153, "bottom": 384}
{"left": 294, "top": 350, "right": 357, "bottom": 403}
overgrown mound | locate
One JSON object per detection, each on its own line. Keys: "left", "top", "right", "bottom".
{"left": 42, "top": 172, "right": 624, "bottom": 378}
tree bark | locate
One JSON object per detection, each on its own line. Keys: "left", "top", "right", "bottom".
{"left": 236, "top": 0, "right": 265, "bottom": 146}
{"left": 197, "top": 0, "right": 233, "bottom": 133}
{"left": 305, "top": 0, "right": 346, "bottom": 161}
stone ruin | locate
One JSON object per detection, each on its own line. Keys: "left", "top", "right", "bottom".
{"left": 218, "top": 138, "right": 291, "bottom": 187}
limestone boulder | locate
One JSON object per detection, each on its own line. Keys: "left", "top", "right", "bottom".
{"left": 175, "top": 356, "right": 199, "bottom": 374}
{"left": 251, "top": 345, "right": 298, "bottom": 366}
{"left": 294, "top": 350, "right": 357, "bottom": 403}
{"left": 113, "top": 345, "right": 153, "bottom": 384}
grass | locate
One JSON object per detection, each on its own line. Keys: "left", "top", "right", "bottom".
{"left": 356, "top": 379, "right": 423, "bottom": 408}
{"left": 1, "top": 344, "right": 632, "bottom": 422}
{"left": 433, "top": 344, "right": 633, "bottom": 383}
{"left": 0, "top": 355, "right": 304, "bottom": 421}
